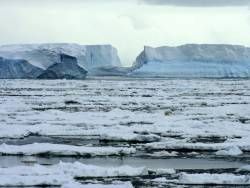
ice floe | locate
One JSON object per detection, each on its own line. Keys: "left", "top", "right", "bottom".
{"left": 215, "top": 146, "right": 243, "bottom": 156}
{"left": 62, "top": 182, "right": 134, "bottom": 188}
{"left": 1, "top": 79, "right": 250, "bottom": 186}
{"left": 179, "top": 173, "right": 250, "bottom": 185}
{"left": 0, "top": 143, "right": 136, "bottom": 156}
{"left": 0, "top": 162, "right": 149, "bottom": 186}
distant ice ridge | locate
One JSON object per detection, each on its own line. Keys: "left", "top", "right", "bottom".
{"left": 0, "top": 43, "right": 122, "bottom": 72}
{"left": 131, "top": 44, "right": 250, "bottom": 77}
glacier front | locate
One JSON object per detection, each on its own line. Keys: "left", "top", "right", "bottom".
{"left": 37, "top": 54, "right": 87, "bottom": 79}
{"left": 0, "top": 43, "right": 122, "bottom": 73}
{"left": 131, "top": 44, "right": 250, "bottom": 78}
{"left": 0, "top": 57, "right": 43, "bottom": 79}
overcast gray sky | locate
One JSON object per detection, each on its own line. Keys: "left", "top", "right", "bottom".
{"left": 142, "top": 0, "right": 250, "bottom": 6}
{"left": 0, "top": 0, "right": 250, "bottom": 65}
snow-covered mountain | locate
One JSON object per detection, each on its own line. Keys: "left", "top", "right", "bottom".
{"left": 0, "top": 43, "right": 121, "bottom": 72}
{"left": 131, "top": 44, "right": 250, "bottom": 77}
{"left": 0, "top": 57, "right": 43, "bottom": 79}
{"left": 38, "top": 54, "right": 87, "bottom": 79}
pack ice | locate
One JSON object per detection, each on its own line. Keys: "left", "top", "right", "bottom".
{"left": 131, "top": 44, "right": 250, "bottom": 77}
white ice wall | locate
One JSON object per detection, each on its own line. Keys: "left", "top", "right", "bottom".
{"left": 0, "top": 43, "right": 121, "bottom": 71}
{"left": 132, "top": 44, "right": 250, "bottom": 77}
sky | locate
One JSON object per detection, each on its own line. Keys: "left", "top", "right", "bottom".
{"left": 0, "top": 0, "right": 250, "bottom": 65}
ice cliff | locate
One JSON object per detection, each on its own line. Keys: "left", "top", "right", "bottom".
{"left": 0, "top": 43, "right": 122, "bottom": 72}
{"left": 2, "top": 43, "right": 250, "bottom": 78}
{"left": 131, "top": 44, "right": 250, "bottom": 77}
{"left": 0, "top": 57, "right": 43, "bottom": 79}
{"left": 37, "top": 54, "right": 87, "bottom": 79}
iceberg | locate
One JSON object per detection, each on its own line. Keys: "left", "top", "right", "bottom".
{"left": 37, "top": 54, "right": 87, "bottom": 79}
{"left": 0, "top": 57, "right": 43, "bottom": 79}
{"left": 0, "top": 43, "right": 122, "bottom": 73}
{"left": 131, "top": 44, "right": 250, "bottom": 78}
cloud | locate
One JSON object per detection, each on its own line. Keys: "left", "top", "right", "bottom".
{"left": 141, "top": 0, "right": 250, "bottom": 7}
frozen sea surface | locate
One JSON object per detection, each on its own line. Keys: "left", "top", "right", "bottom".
{"left": 0, "top": 78, "right": 250, "bottom": 187}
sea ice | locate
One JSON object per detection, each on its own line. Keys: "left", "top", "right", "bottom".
{"left": 0, "top": 143, "right": 136, "bottom": 156}
{"left": 179, "top": 173, "right": 250, "bottom": 185}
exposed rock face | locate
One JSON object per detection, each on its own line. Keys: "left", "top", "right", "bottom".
{"left": 37, "top": 54, "right": 87, "bottom": 79}
{"left": 0, "top": 43, "right": 122, "bottom": 72}
{"left": 0, "top": 57, "right": 43, "bottom": 79}
{"left": 131, "top": 44, "right": 250, "bottom": 78}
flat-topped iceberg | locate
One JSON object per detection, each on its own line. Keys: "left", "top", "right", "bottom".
{"left": 131, "top": 44, "right": 250, "bottom": 78}
{"left": 0, "top": 43, "right": 122, "bottom": 72}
